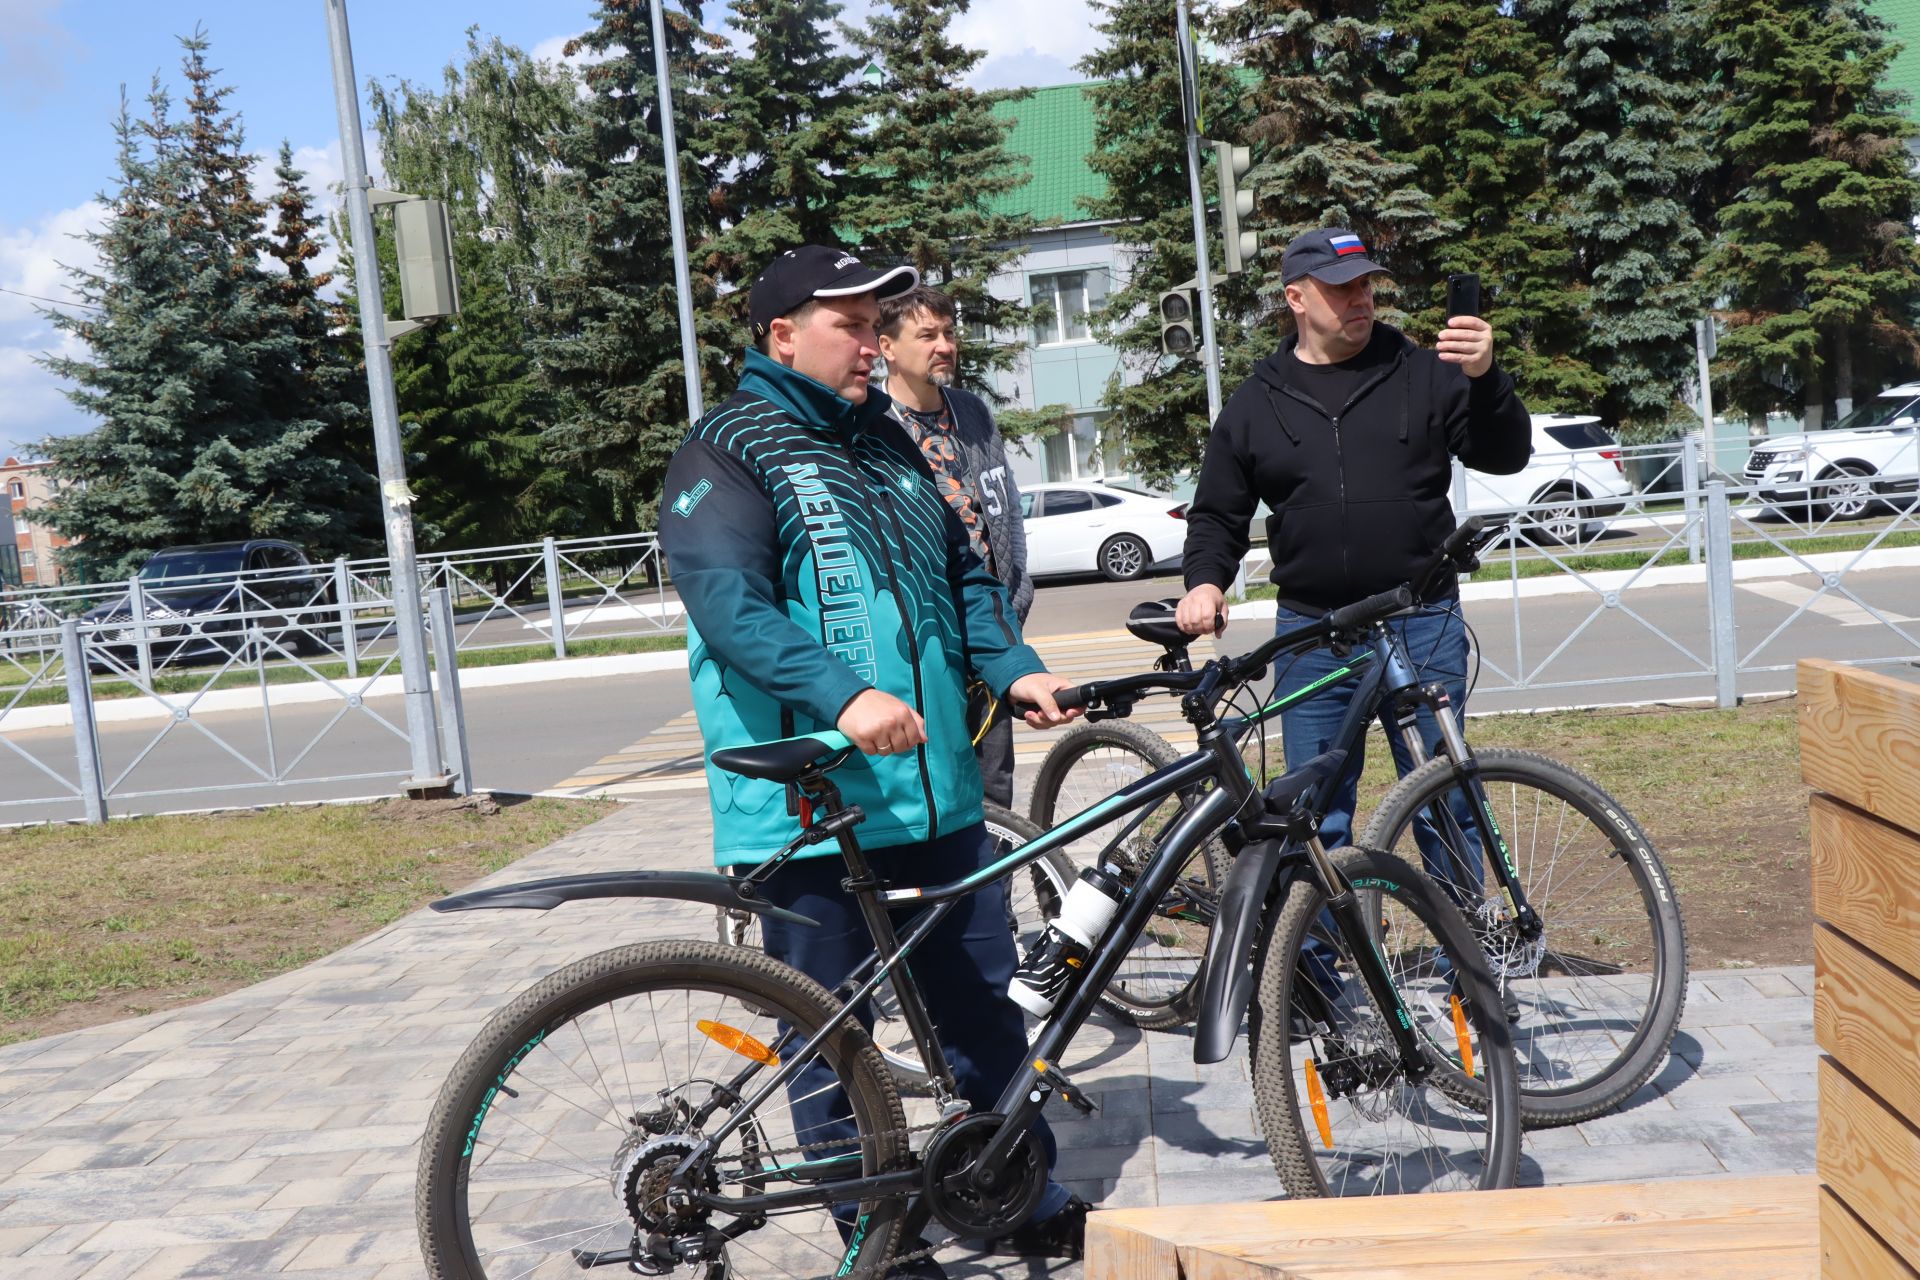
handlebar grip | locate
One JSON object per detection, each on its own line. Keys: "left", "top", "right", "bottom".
{"left": 1006, "top": 684, "right": 1094, "bottom": 718}
{"left": 1326, "top": 585, "right": 1415, "bottom": 632}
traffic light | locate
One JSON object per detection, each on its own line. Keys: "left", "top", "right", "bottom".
{"left": 1214, "top": 141, "right": 1257, "bottom": 275}
{"left": 1159, "top": 283, "right": 1199, "bottom": 357}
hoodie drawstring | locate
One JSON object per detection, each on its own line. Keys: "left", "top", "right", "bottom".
{"left": 1264, "top": 386, "right": 1302, "bottom": 446}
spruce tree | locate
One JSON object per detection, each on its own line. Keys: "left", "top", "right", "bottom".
{"left": 368, "top": 34, "right": 592, "bottom": 554}
{"left": 263, "top": 141, "right": 381, "bottom": 551}
{"left": 844, "top": 0, "right": 1037, "bottom": 391}
{"left": 1386, "top": 0, "right": 1597, "bottom": 410}
{"left": 1078, "top": 0, "right": 1263, "bottom": 483}
{"left": 1520, "top": 0, "right": 1711, "bottom": 441}
{"left": 1701, "top": 0, "right": 1920, "bottom": 430}
{"left": 38, "top": 34, "right": 376, "bottom": 580}
{"left": 705, "top": 0, "right": 866, "bottom": 352}
{"left": 532, "top": 1, "right": 733, "bottom": 526}
{"left": 1213, "top": 0, "right": 1446, "bottom": 322}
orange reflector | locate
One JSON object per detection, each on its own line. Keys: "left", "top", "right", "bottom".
{"left": 1303, "top": 1057, "right": 1333, "bottom": 1149}
{"left": 1450, "top": 995, "right": 1476, "bottom": 1078}
{"left": 697, "top": 1019, "right": 778, "bottom": 1066}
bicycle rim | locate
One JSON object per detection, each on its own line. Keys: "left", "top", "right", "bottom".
{"left": 417, "top": 941, "right": 907, "bottom": 1279}
{"left": 1252, "top": 848, "right": 1520, "bottom": 1196}
{"left": 1364, "top": 749, "right": 1687, "bottom": 1125}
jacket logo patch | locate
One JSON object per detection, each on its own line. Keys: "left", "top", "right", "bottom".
{"left": 671, "top": 479, "right": 712, "bottom": 518}
{"left": 898, "top": 474, "right": 916, "bottom": 495}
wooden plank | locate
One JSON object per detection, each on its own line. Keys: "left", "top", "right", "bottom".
{"left": 1820, "top": 1186, "right": 1920, "bottom": 1280}
{"left": 1086, "top": 1176, "right": 1817, "bottom": 1280}
{"left": 1083, "top": 1215, "right": 1186, "bottom": 1280}
{"left": 1811, "top": 794, "right": 1920, "bottom": 983}
{"left": 1798, "top": 658, "right": 1920, "bottom": 837}
{"left": 1818, "top": 1056, "right": 1920, "bottom": 1271}
{"left": 1814, "top": 925, "right": 1920, "bottom": 1125}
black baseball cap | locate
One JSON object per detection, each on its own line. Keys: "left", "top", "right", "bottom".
{"left": 1280, "top": 228, "right": 1391, "bottom": 285}
{"left": 748, "top": 245, "right": 920, "bottom": 337}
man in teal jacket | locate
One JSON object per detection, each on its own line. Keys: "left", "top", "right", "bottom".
{"left": 659, "top": 245, "right": 1089, "bottom": 1268}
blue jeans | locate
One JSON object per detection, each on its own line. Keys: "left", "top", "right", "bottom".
{"left": 1274, "top": 604, "right": 1485, "bottom": 990}
{"left": 757, "top": 822, "right": 1070, "bottom": 1230}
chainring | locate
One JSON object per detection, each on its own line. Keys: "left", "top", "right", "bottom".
{"left": 920, "top": 1113, "right": 1046, "bottom": 1240}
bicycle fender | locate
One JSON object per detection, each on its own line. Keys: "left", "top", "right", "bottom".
{"left": 1192, "top": 838, "right": 1285, "bottom": 1064}
{"left": 429, "top": 870, "right": 819, "bottom": 926}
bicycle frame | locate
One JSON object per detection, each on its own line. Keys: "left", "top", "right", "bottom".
{"left": 680, "top": 685, "right": 1435, "bottom": 1224}
{"left": 1221, "top": 615, "right": 1541, "bottom": 939}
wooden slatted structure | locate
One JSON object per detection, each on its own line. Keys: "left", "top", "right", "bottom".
{"left": 1086, "top": 655, "right": 1920, "bottom": 1278}
{"left": 1799, "top": 658, "right": 1920, "bottom": 1278}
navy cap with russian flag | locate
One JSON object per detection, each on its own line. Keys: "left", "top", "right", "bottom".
{"left": 749, "top": 245, "right": 920, "bottom": 337}
{"left": 1280, "top": 227, "right": 1392, "bottom": 286}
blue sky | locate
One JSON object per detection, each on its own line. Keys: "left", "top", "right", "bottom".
{"left": 0, "top": 0, "right": 1101, "bottom": 456}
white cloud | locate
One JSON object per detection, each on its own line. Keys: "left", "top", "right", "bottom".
{"left": 0, "top": 198, "right": 104, "bottom": 453}
{"left": 951, "top": 0, "right": 1100, "bottom": 88}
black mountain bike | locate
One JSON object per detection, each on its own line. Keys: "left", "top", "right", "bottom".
{"left": 415, "top": 589, "right": 1520, "bottom": 1279}
{"left": 1029, "top": 516, "right": 1688, "bottom": 1127}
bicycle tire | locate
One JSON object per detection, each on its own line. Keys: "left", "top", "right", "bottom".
{"left": 417, "top": 939, "right": 909, "bottom": 1279}
{"left": 713, "top": 806, "right": 1071, "bottom": 1094}
{"left": 1028, "top": 718, "right": 1228, "bottom": 1029}
{"left": 1250, "top": 846, "right": 1522, "bottom": 1196}
{"left": 1362, "top": 748, "right": 1688, "bottom": 1127}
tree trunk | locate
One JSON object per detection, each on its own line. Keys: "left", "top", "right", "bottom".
{"left": 1802, "top": 357, "right": 1823, "bottom": 432}
{"left": 1833, "top": 330, "right": 1855, "bottom": 420}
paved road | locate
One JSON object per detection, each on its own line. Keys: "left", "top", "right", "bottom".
{"left": 0, "top": 798, "right": 1818, "bottom": 1279}
{"left": 3, "top": 563, "right": 1916, "bottom": 822}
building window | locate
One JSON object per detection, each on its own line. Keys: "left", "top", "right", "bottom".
{"left": 1043, "top": 411, "right": 1112, "bottom": 482}
{"left": 1029, "top": 268, "right": 1108, "bottom": 346}
{"left": 7, "top": 480, "right": 21, "bottom": 499}
{"left": 20, "top": 549, "right": 35, "bottom": 569}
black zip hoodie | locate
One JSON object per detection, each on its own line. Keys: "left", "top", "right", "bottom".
{"left": 1182, "top": 322, "right": 1532, "bottom": 613}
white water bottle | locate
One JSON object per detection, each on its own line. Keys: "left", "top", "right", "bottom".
{"left": 1009, "top": 865, "right": 1126, "bottom": 1017}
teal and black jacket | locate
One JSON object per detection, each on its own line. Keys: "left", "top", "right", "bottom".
{"left": 659, "top": 349, "right": 1045, "bottom": 866}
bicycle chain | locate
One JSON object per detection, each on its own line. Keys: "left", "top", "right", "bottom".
{"left": 680, "top": 1112, "right": 963, "bottom": 1275}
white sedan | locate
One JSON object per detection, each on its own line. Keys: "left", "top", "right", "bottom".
{"left": 1019, "top": 482, "right": 1188, "bottom": 581}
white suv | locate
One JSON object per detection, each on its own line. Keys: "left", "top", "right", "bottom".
{"left": 1455, "top": 414, "right": 1636, "bottom": 543}
{"left": 1744, "top": 385, "right": 1920, "bottom": 520}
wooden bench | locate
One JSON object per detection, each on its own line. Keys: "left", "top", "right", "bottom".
{"left": 1084, "top": 658, "right": 1920, "bottom": 1280}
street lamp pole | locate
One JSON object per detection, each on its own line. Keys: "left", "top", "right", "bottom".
{"left": 323, "top": 0, "right": 445, "bottom": 790}
{"left": 1176, "top": 0, "right": 1224, "bottom": 424}
{"left": 650, "top": 0, "right": 704, "bottom": 424}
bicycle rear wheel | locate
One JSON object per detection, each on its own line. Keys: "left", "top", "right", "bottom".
{"left": 417, "top": 940, "right": 909, "bottom": 1279}
{"left": 1028, "top": 719, "right": 1226, "bottom": 1029}
{"left": 1362, "top": 749, "right": 1687, "bottom": 1126}
{"left": 1251, "top": 847, "right": 1521, "bottom": 1197}
{"left": 715, "top": 805, "right": 1070, "bottom": 1093}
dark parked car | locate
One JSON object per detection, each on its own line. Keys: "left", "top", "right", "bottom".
{"left": 82, "top": 540, "right": 334, "bottom": 669}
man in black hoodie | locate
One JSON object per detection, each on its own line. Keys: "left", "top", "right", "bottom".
{"left": 1175, "top": 227, "right": 1531, "bottom": 864}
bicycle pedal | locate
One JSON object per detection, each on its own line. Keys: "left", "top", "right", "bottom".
{"left": 1032, "top": 1059, "right": 1097, "bottom": 1115}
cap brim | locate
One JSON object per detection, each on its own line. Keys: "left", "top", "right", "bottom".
{"left": 813, "top": 263, "right": 920, "bottom": 302}
{"left": 1302, "top": 257, "right": 1391, "bottom": 286}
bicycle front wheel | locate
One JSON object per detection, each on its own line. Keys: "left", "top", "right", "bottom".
{"left": 1029, "top": 719, "right": 1226, "bottom": 1029}
{"left": 1251, "top": 847, "right": 1521, "bottom": 1197}
{"left": 417, "top": 940, "right": 910, "bottom": 1279}
{"left": 1362, "top": 748, "right": 1688, "bottom": 1127}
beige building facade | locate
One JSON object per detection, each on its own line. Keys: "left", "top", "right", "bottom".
{"left": 2, "top": 457, "right": 69, "bottom": 587}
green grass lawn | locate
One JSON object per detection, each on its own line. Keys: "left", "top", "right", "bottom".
{"left": 0, "top": 795, "right": 613, "bottom": 1046}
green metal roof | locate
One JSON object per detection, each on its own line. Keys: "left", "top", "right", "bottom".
{"left": 987, "top": 82, "right": 1108, "bottom": 225}
{"left": 1876, "top": 0, "right": 1920, "bottom": 116}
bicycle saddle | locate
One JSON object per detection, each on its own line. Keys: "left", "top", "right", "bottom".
{"left": 1127, "top": 599, "right": 1194, "bottom": 652}
{"left": 710, "top": 731, "right": 856, "bottom": 783}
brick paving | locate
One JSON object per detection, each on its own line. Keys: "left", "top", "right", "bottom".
{"left": 0, "top": 799, "right": 1817, "bottom": 1279}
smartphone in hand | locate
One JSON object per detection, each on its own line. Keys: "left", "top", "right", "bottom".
{"left": 1446, "top": 273, "right": 1481, "bottom": 319}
